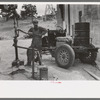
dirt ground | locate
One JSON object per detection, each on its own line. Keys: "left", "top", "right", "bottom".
{"left": 0, "top": 17, "right": 100, "bottom": 80}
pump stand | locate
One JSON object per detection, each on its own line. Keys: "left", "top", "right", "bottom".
{"left": 12, "top": 20, "right": 24, "bottom": 67}
{"left": 12, "top": 34, "right": 24, "bottom": 67}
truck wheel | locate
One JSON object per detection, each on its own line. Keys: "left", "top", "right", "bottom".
{"left": 79, "top": 44, "right": 97, "bottom": 64}
{"left": 55, "top": 44, "right": 75, "bottom": 69}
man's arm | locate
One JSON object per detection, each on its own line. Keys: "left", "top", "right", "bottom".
{"left": 28, "top": 31, "right": 42, "bottom": 37}
{"left": 28, "top": 27, "right": 47, "bottom": 37}
{"left": 28, "top": 31, "right": 33, "bottom": 36}
{"left": 32, "top": 32, "right": 41, "bottom": 36}
{"left": 39, "top": 27, "right": 47, "bottom": 36}
{"left": 28, "top": 28, "right": 33, "bottom": 36}
{"left": 32, "top": 27, "right": 47, "bottom": 37}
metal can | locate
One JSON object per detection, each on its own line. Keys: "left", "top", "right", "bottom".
{"left": 39, "top": 67, "right": 48, "bottom": 80}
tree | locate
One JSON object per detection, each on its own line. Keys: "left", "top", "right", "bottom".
{"left": 21, "top": 4, "right": 37, "bottom": 20}
{"left": 0, "top": 4, "right": 19, "bottom": 21}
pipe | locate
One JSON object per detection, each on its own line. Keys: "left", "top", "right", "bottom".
{"left": 68, "top": 4, "right": 70, "bottom": 35}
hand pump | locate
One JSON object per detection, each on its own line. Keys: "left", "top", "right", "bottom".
{"left": 12, "top": 9, "right": 24, "bottom": 67}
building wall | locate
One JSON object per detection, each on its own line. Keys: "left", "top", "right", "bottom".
{"left": 83, "top": 5, "right": 100, "bottom": 45}
{"left": 57, "top": 4, "right": 84, "bottom": 35}
{"left": 69, "top": 5, "right": 84, "bottom": 36}
{"left": 57, "top": 4, "right": 100, "bottom": 46}
{"left": 56, "top": 5, "right": 63, "bottom": 29}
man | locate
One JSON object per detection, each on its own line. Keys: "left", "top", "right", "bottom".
{"left": 25, "top": 19, "right": 47, "bottom": 66}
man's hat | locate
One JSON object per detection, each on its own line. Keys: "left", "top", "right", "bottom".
{"left": 32, "top": 19, "right": 38, "bottom": 24}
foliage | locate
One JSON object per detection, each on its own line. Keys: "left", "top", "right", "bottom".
{"left": 21, "top": 4, "right": 37, "bottom": 19}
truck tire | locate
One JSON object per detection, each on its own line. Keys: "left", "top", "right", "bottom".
{"left": 79, "top": 44, "right": 97, "bottom": 64}
{"left": 55, "top": 44, "right": 75, "bottom": 69}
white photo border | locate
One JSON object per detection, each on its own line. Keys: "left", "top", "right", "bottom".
{"left": 0, "top": 2, "right": 100, "bottom": 98}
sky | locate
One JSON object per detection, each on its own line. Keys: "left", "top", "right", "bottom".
{"left": 17, "top": 4, "right": 57, "bottom": 16}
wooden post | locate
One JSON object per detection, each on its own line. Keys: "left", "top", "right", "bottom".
{"left": 32, "top": 47, "right": 35, "bottom": 79}
{"left": 14, "top": 36, "right": 18, "bottom": 60}
{"left": 14, "top": 17, "right": 19, "bottom": 61}
{"left": 68, "top": 4, "right": 70, "bottom": 35}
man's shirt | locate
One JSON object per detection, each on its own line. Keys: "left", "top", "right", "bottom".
{"left": 28, "top": 26, "right": 47, "bottom": 48}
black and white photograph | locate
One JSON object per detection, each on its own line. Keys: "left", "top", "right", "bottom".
{"left": 0, "top": 3, "right": 100, "bottom": 81}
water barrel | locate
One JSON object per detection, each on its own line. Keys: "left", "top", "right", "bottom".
{"left": 74, "top": 22, "right": 90, "bottom": 46}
